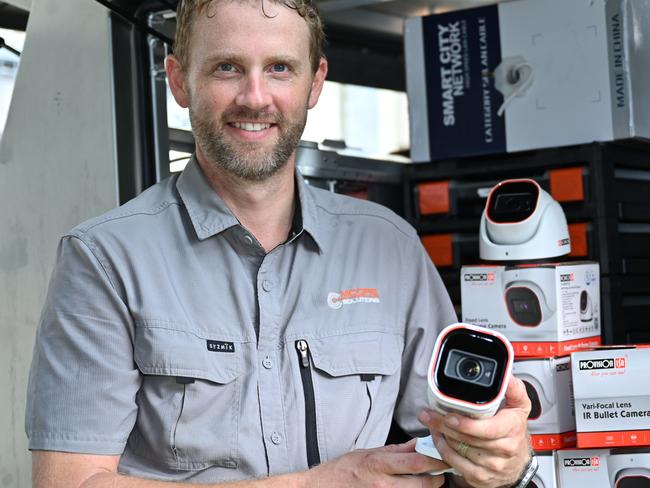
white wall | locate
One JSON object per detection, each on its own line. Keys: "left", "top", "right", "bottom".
{"left": 0, "top": 0, "right": 119, "bottom": 485}
{"left": 4, "top": 0, "right": 31, "bottom": 11}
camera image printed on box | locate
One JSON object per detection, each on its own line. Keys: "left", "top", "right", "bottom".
{"left": 557, "top": 448, "right": 650, "bottom": 487}
{"left": 513, "top": 357, "right": 576, "bottom": 451}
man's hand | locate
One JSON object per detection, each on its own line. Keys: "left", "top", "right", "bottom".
{"left": 306, "top": 439, "right": 448, "bottom": 488}
{"left": 417, "top": 377, "right": 532, "bottom": 488}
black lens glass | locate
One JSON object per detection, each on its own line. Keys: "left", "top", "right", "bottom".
{"left": 618, "top": 477, "right": 650, "bottom": 488}
{"left": 458, "top": 358, "right": 482, "bottom": 381}
{"left": 506, "top": 287, "right": 542, "bottom": 326}
{"left": 487, "top": 181, "right": 539, "bottom": 223}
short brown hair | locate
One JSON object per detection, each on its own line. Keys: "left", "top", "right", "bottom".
{"left": 174, "top": 0, "right": 325, "bottom": 73}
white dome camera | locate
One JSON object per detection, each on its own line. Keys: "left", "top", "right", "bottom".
{"left": 580, "top": 290, "right": 594, "bottom": 323}
{"left": 479, "top": 179, "right": 571, "bottom": 261}
{"left": 502, "top": 266, "right": 557, "bottom": 337}
{"left": 427, "top": 323, "right": 514, "bottom": 418}
{"left": 608, "top": 449, "right": 650, "bottom": 488}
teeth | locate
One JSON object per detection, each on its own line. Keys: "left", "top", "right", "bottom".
{"left": 232, "top": 122, "right": 271, "bottom": 131}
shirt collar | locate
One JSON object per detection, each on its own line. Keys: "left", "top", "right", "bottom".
{"left": 176, "top": 155, "right": 326, "bottom": 253}
{"left": 176, "top": 156, "right": 240, "bottom": 240}
{"left": 294, "top": 167, "right": 326, "bottom": 253}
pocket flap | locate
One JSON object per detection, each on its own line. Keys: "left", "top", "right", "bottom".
{"left": 307, "top": 331, "right": 402, "bottom": 377}
{"left": 134, "top": 325, "right": 241, "bottom": 384}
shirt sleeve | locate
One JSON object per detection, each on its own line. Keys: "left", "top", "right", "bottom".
{"left": 25, "top": 234, "right": 141, "bottom": 454}
{"left": 393, "top": 235, "right": 458, "bottom": 437}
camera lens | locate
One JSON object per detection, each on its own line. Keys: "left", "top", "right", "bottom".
{"left": 487, "top": 181, "right": 539, "bottom": 223}
{"left": 495, "top": 194, "right": 533, "bottom": 213}
{"left": 457, "top": 358, "right": 483, "bottom": 381}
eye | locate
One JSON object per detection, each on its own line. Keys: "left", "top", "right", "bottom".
{"left": 218, "top": 63, "right": 235, "bottom": 72}
{"left": 271, "top": 63, "right": 288, "bottom": 73}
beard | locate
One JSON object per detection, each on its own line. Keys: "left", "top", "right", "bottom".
{"left": 189, "top": 103, "right": 307, "bottom": 182}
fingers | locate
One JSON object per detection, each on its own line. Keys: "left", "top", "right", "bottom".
{"left": 380, "top": 438, "right": 417, "bottom": 453}
{"left": 370, "top": 451, "right": 451, "bottom": 476}
{"left": 420, "top": 401, "right": 528, "bottom": 444}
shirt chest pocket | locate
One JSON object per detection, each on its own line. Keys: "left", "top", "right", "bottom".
{"left": 132, "top": 325, "right": 244, "bottom": 471}
{"left": 297, "top": 331, "right": 403, "bottom": 462}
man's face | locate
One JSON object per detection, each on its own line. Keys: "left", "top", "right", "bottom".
{"left": 170, "top": 0, "right": 327, "bottom": 181}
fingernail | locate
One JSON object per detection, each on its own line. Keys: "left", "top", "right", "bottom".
{"left": 444, "top": 415, "right": 459, "bottom": 428}
{"left": 418, "top": 410, "right": 432, "bottom": 424}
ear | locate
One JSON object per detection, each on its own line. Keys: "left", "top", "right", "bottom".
{"left": 165, "top": 54, "right": 190, "bottom": 108}
{"left": 307, "top": 57, "right": 328, "bottom": 109}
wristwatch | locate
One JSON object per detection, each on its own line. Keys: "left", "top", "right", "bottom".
{"left": 513, "top": 452, "right": 538, "bottom": 488}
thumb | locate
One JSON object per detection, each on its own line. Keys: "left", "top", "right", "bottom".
{"left": 504, "top": 376, "right": 532, "bottom": 414}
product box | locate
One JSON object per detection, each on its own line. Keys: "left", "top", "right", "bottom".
{"left": 404, "top": 0, "right": 650, "bottom": 162}
{"left": 461, "top": 262, "right": 600, "bottom": 358}
{"left": 513, "top": 357, "right": 575, "bottom": 451}
{"left": 556, "top": 449, "right": 610, "bottom": 486}
{"left": 533, "top": 452, "right": 558, "bottom": 488}
{"left": 572, "top": 347, "right": 650, "bottom": 449}
{"left": 608, "top": 449, "right": 650, "bottom": 486}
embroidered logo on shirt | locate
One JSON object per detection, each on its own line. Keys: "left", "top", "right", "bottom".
{"left": 206, "top": 340, "right": 235, "bottom": 353}
{"left": 327, "top": 288, "right": 380, "bottom": 309}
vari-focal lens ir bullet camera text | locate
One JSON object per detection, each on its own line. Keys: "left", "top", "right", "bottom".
{"left": 427, "top": 323, "right": 514, "bottom": 418}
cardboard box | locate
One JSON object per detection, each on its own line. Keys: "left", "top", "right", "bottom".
{"left": 513, "top": 357, "right": 576, "bottom": 450}
{"left": 572, "top": 347, "right": 650, "bottom": 449}
{"left": 461, "top": 262, "right": 600, "bottom": 358}
{"left": 404, "top": 0, "right": 650, "bottom": 161}
{"left": 556, "top": 449, "right": 610, "bottom": 486}
{"left": 533, "top": 452, "right": 558, "bottom": 488}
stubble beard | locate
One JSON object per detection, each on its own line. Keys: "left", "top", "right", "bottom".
{"left": 189, "top": 104, "right": 307, "bottom": 182}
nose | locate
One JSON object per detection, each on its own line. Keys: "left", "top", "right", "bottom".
{"left": 235, "top": 71, "right": 272, "bottom": 110}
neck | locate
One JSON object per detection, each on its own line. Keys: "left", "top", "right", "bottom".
{"left": 195, "top": 149, "right": 297, "bottom": 253}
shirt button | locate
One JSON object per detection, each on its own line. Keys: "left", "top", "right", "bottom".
{"left": 262, "top": 356, "right": 273, "bottom": 369}
{"left": 262, "top": 280, "right": 273, "bottom": 292}
{"left": 271, "top": 432, "right": 282, "bottom": 445}
{"left": 243, "top": 234, "right": 253, "bottom": 245}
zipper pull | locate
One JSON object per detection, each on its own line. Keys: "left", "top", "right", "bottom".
{"left": 296, "top": 340, "right": 310, "bottom": 368}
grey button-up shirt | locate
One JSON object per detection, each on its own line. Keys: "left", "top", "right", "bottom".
{"left": 26, "top": 157, "right": 457, "bottom": 483}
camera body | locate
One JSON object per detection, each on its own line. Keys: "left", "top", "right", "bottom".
{"left": 427, "top": 323, "right": 514, "bottom": 418}
{"left": 608, "top": 450, "right": 650, "bottom": 488}
{"left": 580, "top": 290, "right": 594, "bottom": 323}
{"left": 479, "top": 179, "right": 571, "bottom": 261}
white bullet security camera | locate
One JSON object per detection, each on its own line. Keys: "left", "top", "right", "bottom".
{"left": 580, "top": 289, "right": 594, "bottom": 323}
{"left": 479, "top": 179, "right": 571, "bottom": 261}
{"left": 608, "top": 450, "right": 650, "bottom": 488}
{"left": 415, "top": 323, "right": 514, "bottom": 471}
{"left": 427, "top": 323, "right": 514, "bottom": 418}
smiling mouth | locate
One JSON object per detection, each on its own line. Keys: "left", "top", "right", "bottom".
{"left": 230, "top": 122, "right": 274, "bottom": 132}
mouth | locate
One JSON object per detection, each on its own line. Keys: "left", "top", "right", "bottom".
{"left": 229, "top": 121, "right": 275, "bottom": 132}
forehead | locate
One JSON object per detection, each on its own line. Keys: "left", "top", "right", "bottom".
{"left": 188, "top": 0, "right": 312, "bottom": 64}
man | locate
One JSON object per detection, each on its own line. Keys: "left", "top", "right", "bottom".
{"left": 26, "top": 0, "right": 533, "bottom": 487}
